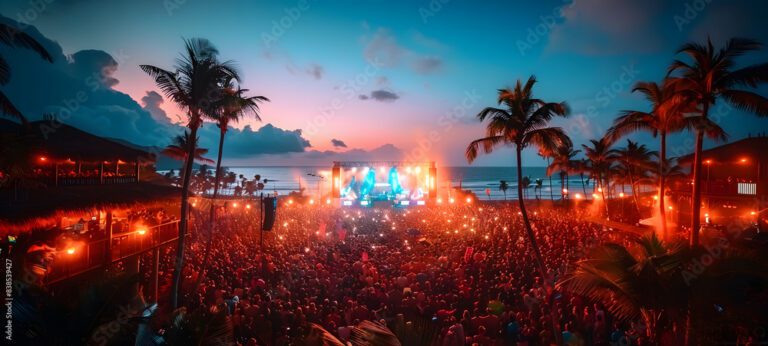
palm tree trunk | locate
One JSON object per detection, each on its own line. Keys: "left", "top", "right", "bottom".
{"left": 547, "top": 157, "right": 554, "bottom": 201}
{"left": 690, "top": 104, "right": 708, "bottom": 247}
{"left": 171, "top": 122, "right": 199, "bottom": 309}
{"left": 516, "top": 146, "right": 560, "bottom": 344}
{"left": 560, "top": 172, "right": 566, "bottom": 200}
{"left": 629, "top": 172, "right": 641, "bottom": 216}
{"left": 659, "top": 132, "right": 668, "bottom": 240}
{"left": 195, "top": 128, "right": 226, "bottom": 293}
{"left": 601, "top": 174, "right": 609, "bottom": 216}
{"left": 581, "top": 173, "right": 587, "bottom": 195}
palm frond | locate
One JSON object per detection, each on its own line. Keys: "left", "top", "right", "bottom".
{"left": 720, "top": 89, "right": 768, "bottom": 116}
{"left": 466, "top": 135, "right": 506, "bottom": 163}
{"left": 0, "top": 23, "right": 53, "bottom": 62}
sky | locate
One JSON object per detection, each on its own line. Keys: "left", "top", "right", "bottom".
{"left": 1, "top": 0, "right": 768, "bottom": 167}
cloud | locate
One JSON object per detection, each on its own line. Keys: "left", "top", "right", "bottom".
{"left": 363, "top": 28, "right": 407, "bottom": 67}
{"left": 306, "top": 63, "right": 324, "bottom": 80}
{"left": 199, "top": 123, "right": 311, "bottom": 158}
{"left": 370, "top": 90, "right": 399, "bottom": 102}
{"left": 0, "top": 15, "right": 312, "bottom": 160}
{"left": 688, "top": 2, "right": 768, "bottom": 45}
{"left": 412, "top": 57, "right": 442, "bottom": 74}
{"left": 546, "top": 0, "right": 663, "bottom": 55}
{"left": 330, "top": 138, "right": 347, "bottom": 148}
{"left": 141, "top": 91, "right": 174, "bottom": 125}
{"left": 362, "top": 27, "right": 444, "bottom": 74}
{"left": 358, "top": 89, "right": 400, "bottom": 102}
{"left": 241, "top": 143, "right": 404, "bottom": 165}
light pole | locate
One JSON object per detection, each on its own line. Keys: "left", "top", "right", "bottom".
{"left": 307, "top": 173, "right": 326, "bottom": 198}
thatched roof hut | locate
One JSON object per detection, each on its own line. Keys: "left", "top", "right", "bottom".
{"left": 0, "top": 119, "right": 154, "bottom": 164}
{"left": 0, "top": 119, "right": 181, "bottom": 233}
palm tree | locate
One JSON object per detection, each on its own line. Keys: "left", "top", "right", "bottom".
{"left": 559, "top": 234, "right": 768, "bottom": 344}
{"left": 546, "top": 143, "right": 580, "bottom": 200}
{"left": 162, "top": 132, "right": 215, "bottom": 163}
{"left": 162, "top": 131, "right": 215, "bottom": 184}
{"left": 1, "top": 23, "right": 53, "bottom": 123}
{"left": 196, "top": 78, "right": 268, "bottom": 292}
{"left": 607, "top": 80, "right": 723, "bottom": 239}
{"left": 667, "top": 37, "right": 768, "bottom": 247}
{"left": 582, "top": 136, "right": 617, "bottom": 214}
{"left": 558, "top": 234, "right": 689, "bottom": 343}
{"left": 539, "top": 149, "right": 555, "bottom": 201}
{"left": 534, "top": 178, "right": 543, "bottom": 200}
{"left": 613, "top": 140, "right": 658, "bottom": 216}
{"left": 521, "top": 176, "right": 532, "bottom": 199}
{"left": 466, "top": 75, "right": 570, "bottom": 341}
{"left": 575, "top": 158, "right": 589, "bottom": 196}
{"left": 498, "top": 180, "right": 509, "bottom": 200}
{"left": 141, "top": 38, "right": 240, "bottom": 308}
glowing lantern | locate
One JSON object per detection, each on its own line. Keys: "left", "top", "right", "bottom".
{"left": 137, "top": 229, "right": 147, "bottom": 235}
{"left": 66, "top": 247, "right": 75, "bottom": 255}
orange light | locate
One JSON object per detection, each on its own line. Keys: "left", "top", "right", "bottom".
{"left": 66, "top": 247, "right": 75, "bottom": 255}
{"left": 597, "top": 187, "right": 603, "bottom": 193}
{"left": 592, "top": 193, "right": 599, "bottom": 199}
{"left": 232, "top": 202, "right": 238, "bottom": 208}
{"left": 740, "top": 158, "right": 748, "bottom": 163}
{"left": 288, "top": 199, "right": 294, "bottom": 204}
{"left": 705, "top": 159, "right": 712, "bottom": 164}
{"left": 562, "top": 188, "right": 568, "bottom": 194}
{"left": 465, "top": 197, "right": 472, "bottom": 204}
{"left": 751, "top": 211, "right": 757, "bottom": 216}
{"left": 437, "top": 198, "right": 443, "bottom": 204}
{"left": 39, "top": 156, "right": 47, "bottom": 162}
{"left": 619, "top": 192, "right": 625, "bottom": 198}
{"left": 192, "top": 202, "right": 197, "bottom": 207}
{"left": 449, "top": 198, "right": 455, "bottom": 204}
{"left": 668, "top": 206, "right": 673, "bottom": 210}
{"left": 137, "top": 228, "right": 147, "bottom": 235}
{"left": 574, "top": 193, "right": 582, "bottom": 200}
{"left": 326, "top": 198, "right": 331, "bottom": 205}
{"left": 653, "top": 195, "right": 659, "bottom": 201}
{"left": 309, "top": 199, "right": 315, "bottom": 205}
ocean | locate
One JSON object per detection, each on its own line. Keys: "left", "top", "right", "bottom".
{"left": 161, "top": 166, "right": 591, "bottom": 200}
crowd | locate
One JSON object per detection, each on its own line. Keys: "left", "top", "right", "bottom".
{"left": 145, "top": 201, "right": 644, "bottom": 345}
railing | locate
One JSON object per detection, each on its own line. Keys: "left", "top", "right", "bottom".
{"left": 668, "top": 180, "right": 758, "bottom": 196}
{"left": 37, "top": 175, "right": 140, "bottom": 186}
{"left": 47, "top": 220, "right": 180, "bottom": 284}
